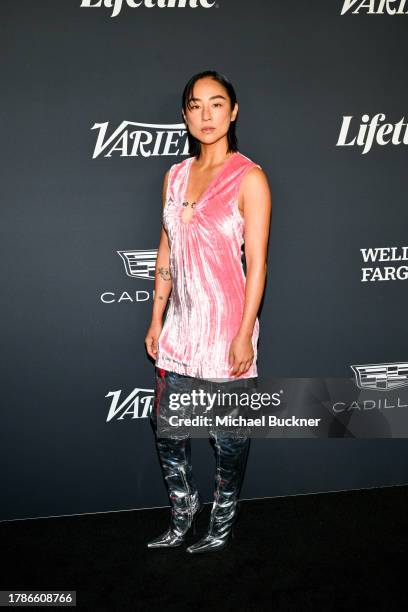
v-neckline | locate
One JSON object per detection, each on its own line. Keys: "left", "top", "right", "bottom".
{"left": 183, "top": 152, "right": 238, "bottom": 205}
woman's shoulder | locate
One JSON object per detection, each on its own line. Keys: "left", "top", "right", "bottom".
{"left": 235, "top": 150, "right": 263, "bottom": 170}
{"left": 233, "top": 152, "right": 268, "bottom": 196}
{"left": 164, "top": 157, "right": 190, "bottom": 180}
{"left": 163, "top": 156, "right": 190, "bottom": 186}
{"left": 167, "top": 155, "right": 191, "bottom": 174}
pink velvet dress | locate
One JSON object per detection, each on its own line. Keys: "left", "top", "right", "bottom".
{"left": 155, "top": 151, "right": 261, "bottom": 380}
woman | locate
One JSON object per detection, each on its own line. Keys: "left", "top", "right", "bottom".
{"left": 145, "top": 70, "right": 271, "bottom": 554}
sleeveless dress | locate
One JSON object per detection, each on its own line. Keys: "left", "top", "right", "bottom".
{"left": 155, "top": 151, "right": 261, "bottom": 380}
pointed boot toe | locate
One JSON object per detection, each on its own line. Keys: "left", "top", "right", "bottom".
{"left": 147, "top": 528, "right": 184, "bottom": 548}
{"left": 186, "top": 528, "right": 234, "bottom": 554}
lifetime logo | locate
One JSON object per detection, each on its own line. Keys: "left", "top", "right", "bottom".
{"left": 80, "top": 0, "right": 216, "bottom": 18}
{"left": 336, "top": 113, "right": 408, "bottom": 154}
{"left": 341, "top": 0, "right": 408, "bottom": 14}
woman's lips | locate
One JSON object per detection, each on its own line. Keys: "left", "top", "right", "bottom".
{"left": 201, "top": 127, "right": 215, "bottom": 133}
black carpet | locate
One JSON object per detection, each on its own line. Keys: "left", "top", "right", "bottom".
{"left": 2, "top": 485, "right": 408, "bottom": 611}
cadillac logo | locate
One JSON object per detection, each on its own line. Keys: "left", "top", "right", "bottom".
{"left": 351, "top": 362, "right": 408, "bottom": 391}
{"left": 118, "top": 249, "right": 157, "bottom": 280}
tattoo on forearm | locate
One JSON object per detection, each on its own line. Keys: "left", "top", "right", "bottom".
{"left": 157, "top": 267, "right": 171, "bottom": 281}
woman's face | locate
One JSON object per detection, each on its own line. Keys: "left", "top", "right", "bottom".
{"left": 182, "top": 77, "right": 238, "bottom": 146}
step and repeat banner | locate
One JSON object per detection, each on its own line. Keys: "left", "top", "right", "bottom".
{"left": 2, "top": 0, "right": 408, "bottom": 521}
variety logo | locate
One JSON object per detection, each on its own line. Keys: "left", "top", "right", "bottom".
{"left": 106, "top": 386, "right": 154, "bottom": 420}
{"left": 91, "top": 121, "right": 188, "bottom": 158}
{"left": 351, "top": 362, "right": 408, "bottom": 390}
{"left": 341, "top": 0, "right": 408, "bottom": 14}
{"left": 81, "top": 0, "right": 216, "bottom": 18}
{"left": 336, "top": 113, "right": 408, "bottom": 154}
{"left": 360, "top": 246, "right": 408, "bottom": 281}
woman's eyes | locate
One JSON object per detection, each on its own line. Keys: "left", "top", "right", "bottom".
{"left": 190, "top": 103, "right": 222, "bottom": 110}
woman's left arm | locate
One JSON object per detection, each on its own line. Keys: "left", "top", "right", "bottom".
{"left": 228, "top": 166, "right": 272, "bottom": 377}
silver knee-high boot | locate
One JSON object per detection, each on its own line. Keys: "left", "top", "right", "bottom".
{"left": 147, "top": 435, "right": 204, "bottom": 548}
{"left": 186, "top": 432, "right": 250, "bottom": 554}
{"left": 147, "top": 369, "right": 203, "bottom": 549}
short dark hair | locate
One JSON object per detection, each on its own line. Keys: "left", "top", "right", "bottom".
{"left": 181, "top": 70, "right": 239, "bottom": 158}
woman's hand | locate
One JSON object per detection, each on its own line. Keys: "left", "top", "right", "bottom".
{"left": 228, "top": 331, "right": 254, "bottom": 377}
{"left": 145, "top": 320, "right": 163, "bottom": 361}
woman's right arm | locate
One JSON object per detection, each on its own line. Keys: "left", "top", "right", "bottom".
{"left": 145, "top": 170, "right": 172, "bottom": 361}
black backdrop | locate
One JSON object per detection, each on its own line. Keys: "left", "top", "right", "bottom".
{"left": 2, "top": 0, "right": 408, "bottom": 521}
